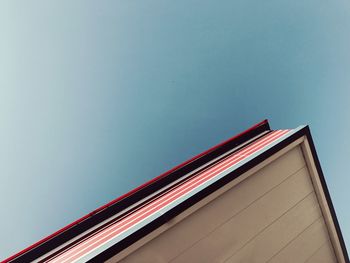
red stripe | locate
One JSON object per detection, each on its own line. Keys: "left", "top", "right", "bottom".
{"left": 50, "top": 129, "right": 289, "bottom": 262}
{"left": 56, "top": 130, "right": 288, "bottom": 262}
{"left": 50, "top": 130, "right": 285, "bottom": 262}
{"left": 1, "top": 120, "right": 268, "bottom": 263}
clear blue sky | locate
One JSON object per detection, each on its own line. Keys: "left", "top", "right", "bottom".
{"left": 1, "top": 0, "right": 350, "bottom": 259}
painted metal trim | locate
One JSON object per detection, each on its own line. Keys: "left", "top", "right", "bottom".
{"left": 46, "top": 130, "right": 292, "bottom": 262}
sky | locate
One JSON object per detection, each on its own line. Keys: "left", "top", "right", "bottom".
{"left": 1, "top": 0, "right": 350, "bottom": 259}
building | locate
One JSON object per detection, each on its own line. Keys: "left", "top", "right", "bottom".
{"left": 3, "top": 120, "right": 349, "bottom": 263}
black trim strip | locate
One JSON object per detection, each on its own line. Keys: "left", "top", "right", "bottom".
{"left": 11, "top": 122, "right": 270, "bottom": 262}
{"left": 40, "top": 130, "right": 273, "bottom": 262}
{"left": 91, "top": 126, "right": 349, "bottom": 263}
{"left": 303, "top": 126, "right": 349, "bottom": 262}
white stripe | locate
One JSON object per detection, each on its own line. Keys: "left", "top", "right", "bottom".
{"left": 51, "top": 128, "right": 302, "bottom": 263}
{"left": 52, "top": 130, "right": 288, "bottom": 263}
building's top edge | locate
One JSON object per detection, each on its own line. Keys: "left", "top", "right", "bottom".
{"left": 3, "top": 119, "right": 273, "bottom": 262}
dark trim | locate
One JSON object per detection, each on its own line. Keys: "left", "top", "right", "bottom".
{"left": 40, "top": 132, "right": 273, "bottom": 262}
{"left": 7, "top": 121, "right": 270, "bottom": 262}
{"left": 92, "top": 126, "right": 349, "bottom": 263}
{"left": 303, "top": 126, "right": 349, "bottom": 263}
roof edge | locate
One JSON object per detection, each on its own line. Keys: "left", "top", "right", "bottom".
{"left": 303, "top": 126, "right": 349, "bottom": 262}
{"left": 3, "top": 119, "right": 270, "bottom": 263}
{"left": 92, "top": 125, "right": 349, "bottom": 262}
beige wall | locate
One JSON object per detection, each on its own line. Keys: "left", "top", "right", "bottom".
{"left": 107, "top": 144, "right": 338, "bottom": 263}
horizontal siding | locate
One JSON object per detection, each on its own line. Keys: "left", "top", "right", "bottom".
{"left": 305, "top": 239, "right": 337, "bottom": 263}
{"left": 170, "top": 166, "right": 313, "bottom": 263}
{"left": 117, "top": 146, "right": 306, "bottom": 263}
{"left": 224, "top": 192, "right": 322, "bottom": 263}
{"left": 267, "top": 217, "right": 331, "bottom": 263}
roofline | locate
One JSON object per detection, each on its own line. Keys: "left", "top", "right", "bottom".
{"left": 3, "top": 119, "right": 270, "bottom": 263}
{"left": 91, "top": 125, "right": 349, "bottom": 262}
{"left": 303, "top": 126, "right": 349, "bottom": 262}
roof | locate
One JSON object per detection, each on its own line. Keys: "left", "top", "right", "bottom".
{"left": 2, "top": 120, "right": 348, "bottom": 262}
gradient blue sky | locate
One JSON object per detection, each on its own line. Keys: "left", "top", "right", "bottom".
{"left": 1, "top": 0, "right": 350, "bottom": 259}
